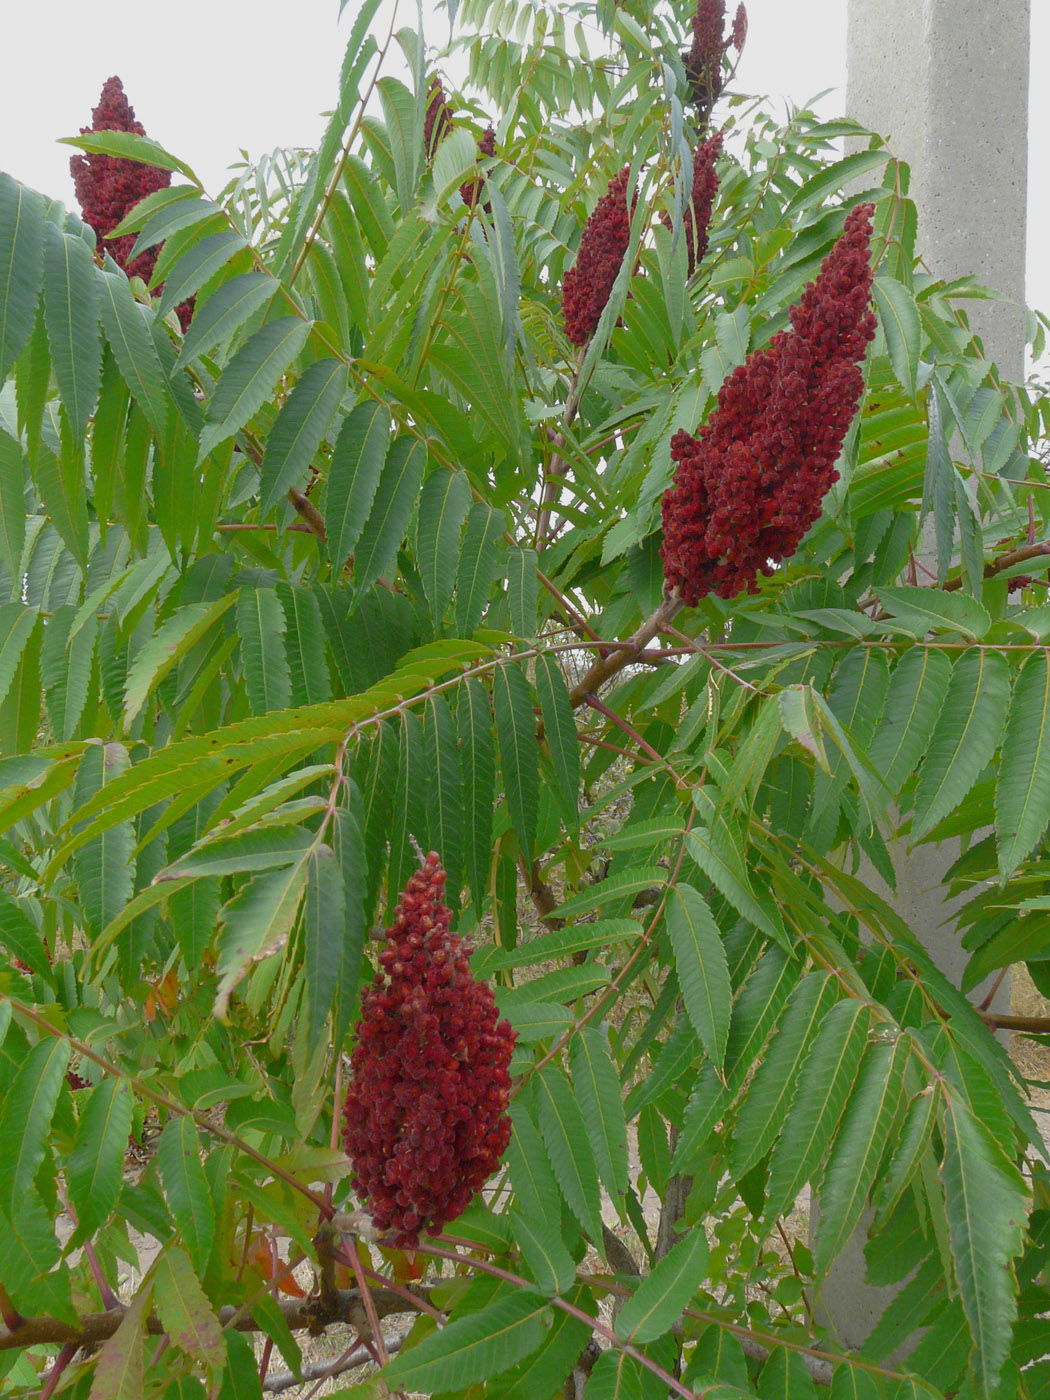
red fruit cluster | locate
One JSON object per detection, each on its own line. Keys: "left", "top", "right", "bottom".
{"left": 682, "top": 1, "right": 746, "bottom": 119}
{"left": 342, "top": 853, "right": 516, "bottom": 1245}
{"left": 661, "top": 130, "right": 723, "bottom": 276}
{"left": 424, "top": 77, "right": 453, "bottom": 158}
{"left": 70, "top": 77, "right": 170, "bottom": 284}
{"left": 661, "top": 203, "right": 877, "bottom": 604}
{"left": 71, "top": 78, "right": 192, "bottom": 330}
{"left": 731, "top": 4, "right": 748, "bottom": 50}
{"left": 460, "top": 127, "right": 497, "bottom": 210}
{"left": 561, "top": 166, "right": 635, "bottom": 347}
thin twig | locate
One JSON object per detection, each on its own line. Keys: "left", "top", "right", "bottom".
{"left": 0, "top": 1286, "right": 415, "bottom": 1353}
{"left": 567, "top": 593, "right": 683, "bottom": 705}
{"left": 339, "top": 1240, "right": 389, "bottom": 1366}
{"left": 265, "top": 1333, "right": 407, "bottom": 1394}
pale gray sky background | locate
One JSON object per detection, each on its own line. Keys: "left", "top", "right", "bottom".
{"left": 1, "top": 1, "right": 1045, "bottom": 356}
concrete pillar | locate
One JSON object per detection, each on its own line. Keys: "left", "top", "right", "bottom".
{"left": 847, "top": 0, "right": 1029, "bottom": 381}
{"left": 816, "top": 0, "right": 1031, "bottom": 1354}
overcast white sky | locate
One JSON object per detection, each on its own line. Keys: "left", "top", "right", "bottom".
{"left": 1, "top": 1, "right": 1046, "bottom": 349}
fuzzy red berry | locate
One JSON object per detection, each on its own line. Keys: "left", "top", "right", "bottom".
{"left": 424, "top": 77, "right": 453, "bottom": 158}
{"left": 71, "top": 77, "right": 192, "bottom": 329}
{"left": 661, "top": 203, "right": 877, "bottom": 604}
{"left": 342, "top": 853, "right": 516, "bottom": 1245}
{"left": 460, "top": 127, "right": 497, "bottom": 210}
{"left": 70, "top": 77, "right": 171, "bottom": 284}
{"left": 681, "top": 0, "right": 744, "bottom": 118}
{"left": 561, "top": 166, "right": 635, "bottom": 347}
{"left": 731, "top": 3, "right": 748, "bottom": 51}
{"left": 661, "top": 130, "right": 722, "bottom": 276}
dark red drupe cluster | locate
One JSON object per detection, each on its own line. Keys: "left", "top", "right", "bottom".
{"left": 71, "top": 77, "right": 192, "bottom": 330}
{"left": 661, "top": 130, "right": 722, "bottom": 276}
{"left": 561, "top": 166, "right": 635, "bottom": 347}
{"left": 661, "top": 203, "right": 877, "bottom": 604}
{"left": 70, "top": 77, "right": 171, "bottom": 284}
{"left": 682, "top": 1, "right": 746, "bottom": 119}
{"left": 424, "top": 77, "right": 453, "bottom": 158}
{"left": 731, "top": 4, "right": 748, "bottom": 50}
{"left": 342, "top": 853, "right": 516, "bottom": 1245}
{"left": 460, "top": 126, "right": 497, "bottom": 210}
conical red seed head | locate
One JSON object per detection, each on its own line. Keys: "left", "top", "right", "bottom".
{"left": 70, "top": 76, "right": 172, "bottom": 283}
{"left": 561, "top": 165, "right": 635, "bottom": 346}
{"left": 342, "top": 853, "right": 516, "bottom": 1245}
{"left": 661, "top": 203, "right": 877, "bottom": 604}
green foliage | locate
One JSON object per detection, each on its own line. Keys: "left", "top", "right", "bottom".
{"left": 0, "top": 0, "right": 1047, "bottom": 1396}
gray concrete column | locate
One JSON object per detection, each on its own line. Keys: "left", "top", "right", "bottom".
{"left": 847, "top": 0, "right": 1029, "bottom": 381}
{"left": 815, "top": 0, "right": 1032, "bottom": 1355}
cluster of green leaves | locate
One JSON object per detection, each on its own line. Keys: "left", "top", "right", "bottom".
{"left": 0, "top": 0, "right": 1048, "bottom": 1396}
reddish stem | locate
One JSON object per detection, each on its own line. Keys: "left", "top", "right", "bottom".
{"left": 410, "top": 1239, "right": 699, "bottom": 1400}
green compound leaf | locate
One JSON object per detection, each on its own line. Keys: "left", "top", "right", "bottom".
{"left": 996, "top": 647, "right": 1050, "bottom": 878}
{"left": 123, "top": 596, "right": 236, "bottom": 727}
{"left": 912, "top": 647, "right": 1009, "bottom": 840}
{"left": 570, "top": 1026, "right": 630, "bottom": 1203}
{"left": 456, "top": 502, "right": 504, "bottom": 635}
{"left": 154, "top": 1244, "right": 224, "bottom": 1375}
{"left": 0, "top": 1036, "right": 70, "bottom": 1210}
{"left": 199, "top": 316, "right": 311, "bottom": 458}
{"left": 326, "top": 400, "right": 392, "bottom": 572}
{"left": 0, "top": 604, "right": 40, "bottom": 710}
{"left": 498, "top": 1291, "right": 594, "bottom": 1400}
{"left": 384, "top": 1290, "right": 552, "bottom": 1393}
{"left": 72, "top": 742, "right": 135, "bottom": 939}
{"left": 507, "top": 1101, "right": 563, "bottom": 1226}
{"left": 814, "top": 1036, "right": 911, "bottom": 1274}
{"left": 416, "top": 468, "right": 471, "bottom": 622}
{"left": 458, "top": 675, "right": 495, "bottom": 910}
{"left": 354, "top": 433, "right": 426, "bottom": 592}
{"left": 304, "top": 842, "right": 346, "bottom": 1054}
{"left": 175, "top": 271, "right": 280, "bottom": 368}
{"left": 156, "top": 1117, "right": 215, "bottom": 1275}
{"left": 97, "top": 263, "right": 171, "bottom": 437}
{"left": 66, "top": 1078, "right": 134, "bottom": 1246}
{"left": 276, "top": 582, "right": 331, "bottom": 706}
{"left": 61, "top": 128, "right": 199, "bottom": 180}
{"left": 757, "top": 1345, "right": 819, "bottom": 1400}
{"left": 237, "top": 586, "right": 292, "bottom": 716}
{"left": 940, "top": 1087, "right": 1026, "bottom": 1398}
{"left": 507, "top": 544, "right": 539, "bottom": 638}
{"left": 42, "top": 222, "right": 101, "bottom": 440}
{"left": 511, "top": 1207, "right": 577, "bottom": 1295}
{"left": 0, "top": 889, "right": 53, "bottom": 982}
{"left": 535, "top": 652, "right": 580, "bottom": 828}
{"left": 868, "top": 646, "right": 952, "bottom": 794}
{"left": 763, "top": 999, "right": 871, "bottom": 1224}
{"left": 872, "top": 274, "right": 921, "bottom": 399}
{"left": 41, "top": 604, "right": 96, "bottom": 742}
{"left": 213, "top": 858, "right": 310, "bottom": 1018}
{"left": 259, "top": 356, "right": 347, "bottom": 512}
{"left": 876, "top": 585, "right": 992, "bottom": 642}
{"left": 155, "top": 228, "right": 246, "bottom": 316}
{"left": 666, "top": 882, "right": 731, "bottom": 1068}
{"left": 535, "top": 1064, "right": 605, "bottom": 1249}
{"left": 730, "top": 971, "right": 838, "bottom": 1181}
{"left": 423, "top": 692, "right": 463, "bottom": 899}
{"left": 614, "top": 1230, "right": 709, "bottom": 1345}
{"left": 0, "top": 431, "right": 26, "bottom": 584}
{"left": 0, "top": 1189, "right": 76, "bottom": 1324}
{"left": 0, "top": 174, "right": 45, "bottom": 382}
{"left": 493, "top": 659, "right": 539, "bottom": 861}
